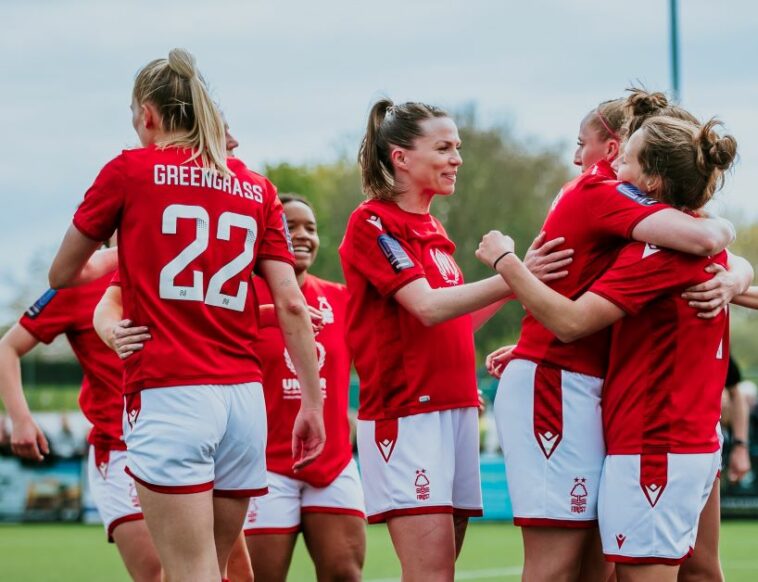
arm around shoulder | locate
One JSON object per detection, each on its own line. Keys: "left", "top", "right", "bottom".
{"left": 633, "top": 210, "right": 735, "bottom": 256}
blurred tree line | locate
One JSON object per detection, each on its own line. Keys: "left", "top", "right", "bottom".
{"left": 265, "top": 111, "right": 571, "bottom": 362}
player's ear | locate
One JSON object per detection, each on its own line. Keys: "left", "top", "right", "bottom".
{"left": 389, "top": 147, "right": 408, "bottom": 171}
{"left": 606, "top": 139, "right": 620, "bottom": 161}
{"left": 142, "top": 103, "right": 160, "bottom": 130}
{"left": 643, "top": 174, "right": 662, "bottom": 195}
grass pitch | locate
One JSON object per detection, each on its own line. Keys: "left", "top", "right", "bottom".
{"left": 0, "top": 521, "right": 757, "bottom": 581}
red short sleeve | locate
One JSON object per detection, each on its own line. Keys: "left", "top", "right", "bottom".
{"left": 340, "top": 207, "right": 426, "bottom": 296}
{"left": 589, "top": 182, "right": 667, "bottom": 239}
{"left": 590, "top": 242, "right": 694, "bottom": 316}
{"left": 72, "top": 155, "right": 126, "bottom": 241}
{"left": 256, "top": 181, "right": 295, "bottom": 266}
{"left": 19, "top": 289, "right": 72, "bottom": 344}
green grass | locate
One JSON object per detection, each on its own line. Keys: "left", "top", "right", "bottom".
{"left": 0, "top": 385, "right": 81, "bottom": 412}
{"left": 0, "top": 521, "right": 756, "bottom": 581}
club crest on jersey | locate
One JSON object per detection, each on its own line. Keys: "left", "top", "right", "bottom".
{"left": 284, "top": 341, "right": 326, "bottom": 375}
{"left": 377, "top": 233, "right": 414, "bottom": 272}
{"left": 317, "top": 296, "right": 334, "bottom": 324}
{"left": 415, "top": 469, "right": 431, "bottom": 501}
{"left": 25, "top": 288, "right": 58, "bottom": 319}
{"left": 430, "top": 248, "right": 461, "bottom": 285}
{"left": 366, "top": 215, "right": 383, "bottom": 231}
{"left": 616, "top": 183, "right": 658, "bottom": 206}
{"left": 570, "top": 477, "right": 588, "bottom": 514}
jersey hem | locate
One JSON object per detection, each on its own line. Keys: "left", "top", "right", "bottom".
{"left": 506, "top": 353, "right": 605, "bottom": 380}
{"left": 125, "top": 374, "right": 263, "bottom": 394}
{"left": 18, "top": 319, "right": 55, "bottom": 345}
{"left": 267, "top": 454, "right": 353, "bottom": 488}
{"left": 73, "top": 215, "right": 109, "bottom": 244}
{"left": 623, "top": 204, "right": 667, "bottom": 239}
{"left": 357, "top": 401, "right": 479, "bottom": 421}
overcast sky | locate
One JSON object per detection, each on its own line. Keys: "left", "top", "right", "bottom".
{"left": 1, "top": 0, "right": 757, "bottom": 319}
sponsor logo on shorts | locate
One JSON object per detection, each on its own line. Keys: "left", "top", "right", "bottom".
{"left": 98, "top": 461, "right": 108, "bottom": 479}
{"left": 616, "top": 534, "right": 626, "bottom": 549}
{"left": 430, "top": 248, "right": 461, "bottom": 285}
{"left": 374, "top": 419, "right": 399, "bottom": 463}
{"left": 537, "top": 430, "right": 560, "bottom": 458}
{"left": 415, "top": 469, "right": 431, "bottom": 501}
{"left": 642, "top": 483, "right": 664, "bottom": 507}
{"left": 570, "top": 477, "right": 588, "bottom": 515}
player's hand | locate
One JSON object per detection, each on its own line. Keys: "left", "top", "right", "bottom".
{"left": 476, "top": 231, "right": 515, "bottom": 268}
{"left": 291, "top": 406, "right": 325, "bottom": 472}
{"left": 485, "top": 344, "right": 515, "bottom": 379}
{"left": 308, "top": 306, "right": 325, "bottom": 335}
{"left": 682, "top": 264, "right": 743, "bottom": 319}
{"left": 727, "top": 444, "right": 751, "bottom": 483}
{"left": 11, "top": 416, "right": 49, "bottom": 461}
{"left": 107, "top": 319, "right": 151, "bottom": 359}
{"left": 524, "top": 232, "right": 574, "bottom": 282}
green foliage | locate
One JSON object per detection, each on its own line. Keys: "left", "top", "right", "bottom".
{"left": 265, "top": 112, "right": 571, "bottom": 362}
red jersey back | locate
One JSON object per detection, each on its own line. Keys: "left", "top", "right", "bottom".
{"left": 254, "top": 275, "right": 352, "bottom": 487}
{"left": 590, "top": 244, "right": 729, "bottom": 454}
{"left": 73, "top": 148, "right": 294, "bottom": 393}
{"left": 20, "top": 273, "right": 124, "bottom": 450}
{"left": 339, "top": 199, "right": 479, "bottom": 420}
{"left": 513, "top": 160, "right": 667, "bottom": 377}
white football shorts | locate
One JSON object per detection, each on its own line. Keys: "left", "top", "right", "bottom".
{"left": 598, "top": 451, "right": 720, "bottom": 564}
{"left": 243, "top": 459, "right": 366, "bottom": 535}
{"left": 494, "top": 358, "right": 605, "bottom": 527}
{"left": 124, "top": 382, "right": 268, "bottom": 496}
{"left": 357, "top": 407, "right": 482, "bottom": 523}
{"left": 87, "top": 446, "right": 143, "bottom": 542}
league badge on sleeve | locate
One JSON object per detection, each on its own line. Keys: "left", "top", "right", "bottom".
{"left": 281, "top": 212, "right": 294, "bottom": 254}
{"left": 25, "top": 288, "right": 58, "bottom": 319}
{"left": 616, "top": 183, "right": 658, "bottom": 206}
{"left": 377, "top": 233, "right": 414, "bottom": 272}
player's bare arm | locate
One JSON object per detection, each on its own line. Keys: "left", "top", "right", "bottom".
{"left": 92, "top": 285, "right": 151, "bottom": 360}
{"left": 682, "top": 253, "right": 754, "bottom": 317}
{"left": 731, "top": 285, "right": 758, "bottom": 310}
{"left": 632, "top": 209, "right": 735, "bottom": 257}
{"left": 49, "top": 225, "right": 117, "bottom": 288}
{"left": 259, "top": 259, "right": 325, "bottom": 471}
{"left": 0, "top": 325, "right": 49, "bottom": 461}
{"left": 396, "top": 234, "right": 574, "bottom": 328}
{"left": 476, "top": 230, "right": 624, "bottom": 342}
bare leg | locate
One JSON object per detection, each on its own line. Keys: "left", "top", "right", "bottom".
{"left": 213, "top": 496, "right": 250, "bottom": 577}
{"left": 246, "top": 533, "right": 298, "bottom": 582}
{"left": 521, "top": 526, "right": 594, "bottom": 582}
{"left": 387, "top": 513, "right": 456, "bottom": 582}
{"left": 617, "top": 563, "right": 678, "bottom": 582}
{"left": 111, "top": 519, "right": 162, "bottom": 582}
{"left": 302, "top": 512, "right": 365, "bottom": 581}
{"left": 136, "top": 484, "right": 219, "bottom": 582}
{"left": 577, "top": 527, "right": 614, "bottom": 581}
{"left": 678, "top": 480, "right": 723, "bottom": 582}
{"left": 453, "top": 515, "right": 469, "bottom": 559}
{"left": 226, "top": 532, "right": 254, "bottom": 582}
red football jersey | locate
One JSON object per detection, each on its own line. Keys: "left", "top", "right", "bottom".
{"left": 20, "top": 272, "right": 125, "bottom": 450}
{"left": 591, "top": 244, "right": 729, "bottom": 454}
{"left": 254, "top": 275, "right": 352, "bottom": 487}
{"left": 512, "top": 160, "right": 667, "bottom": 377}
{"left": 339, "top": 199, "right": 479, "bottom": 420}
{"left": 73, "top": 146, "right": 294, "bottom": 393}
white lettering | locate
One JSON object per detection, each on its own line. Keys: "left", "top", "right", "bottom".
{"left": 166, "top": 165, "right": 179, "bottom": 185}
{"left": 252, "top": 184, "right": 264, "bottom": 203}
{"left": 154, "top": 165, "right": 166, "bottom": 185}
{"left": 232, "top": 179, "right": 242, "bottom": 197}
{"left": 179, "top": 165, "right": 190, "bottom": 186}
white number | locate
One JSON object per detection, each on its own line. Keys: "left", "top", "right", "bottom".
{"left": 159, "top": 206, "right": 258, "bottom": 312}
{"left": 206, "top": 213, "right": 258, "bottom": 311}
{"left": 159, "top": 205, "right": 209, "bottom": 302}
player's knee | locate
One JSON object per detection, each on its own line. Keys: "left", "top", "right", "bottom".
{"left": 317, "top": 560, "right": 362, "bottom": 582}
{"left": 131, "top": 558, "right": 162, "bottom": 582}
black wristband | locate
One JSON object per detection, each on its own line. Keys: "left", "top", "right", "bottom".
{"left": 492, "top": 251, "right": 513, "bottom": 270}
{"left": 732, "top": 438, "right": 748, "bottom": 448}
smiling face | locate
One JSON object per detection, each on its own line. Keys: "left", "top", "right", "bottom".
{"left": 283, "top": 200, "right": 319, "bottom": 274}
{"left": 573, "top": 113, "right": 618, "bottom": 172}
{"left": 394, "top": 116, "right": 462, "bottom": 197}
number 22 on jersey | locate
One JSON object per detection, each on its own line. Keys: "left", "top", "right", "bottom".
{"left": 159, "top": 204, "right": 258, "bottom": 312}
